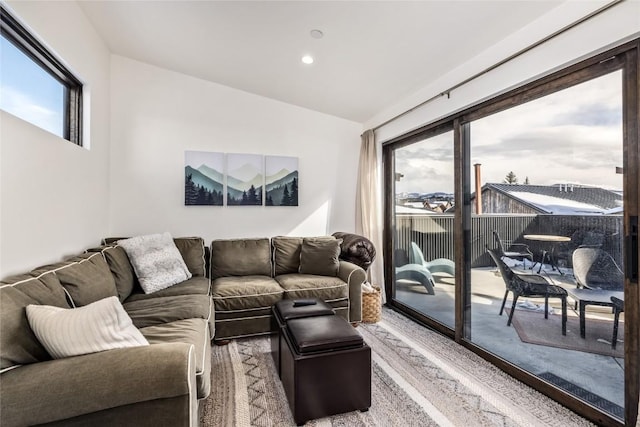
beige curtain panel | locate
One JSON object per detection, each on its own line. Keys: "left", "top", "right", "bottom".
{"left": 355, "top": 129, "right": 385, "bottom": 302}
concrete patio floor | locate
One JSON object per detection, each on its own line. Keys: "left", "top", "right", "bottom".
{"left": 393, "top": 264, "right": 624, "bottom": 419}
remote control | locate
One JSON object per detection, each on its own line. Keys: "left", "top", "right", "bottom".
{"left": 293, "top": 299, "right": 317, "bottom": 307}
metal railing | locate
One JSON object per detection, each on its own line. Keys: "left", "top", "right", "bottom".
{"left": 395, "top": 214, "right": 623, "bottom": 268}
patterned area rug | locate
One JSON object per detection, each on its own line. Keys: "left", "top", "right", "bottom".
{"left": 200, "top": 308, "right": 594, "bottom": 426}
{"left": 506, "top": 308, "right": 624, "bottom": 358}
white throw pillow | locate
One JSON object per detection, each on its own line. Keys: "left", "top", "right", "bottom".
{"left": 118, "top": 232, "right": 192, "bottom": 293}
{"left": 26, "top": 296, "right": 149, "bottom": 359}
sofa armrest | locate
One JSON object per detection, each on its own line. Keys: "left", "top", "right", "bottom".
{"left": 1, "top": 343, "right": 197, "bottom": 427}
{"left": 337, "top": 260, "right": 367, "bottom": 323}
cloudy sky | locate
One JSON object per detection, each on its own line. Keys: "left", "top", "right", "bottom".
{"left": 1, "top": 35, "right": 64, "bottom": 137}
{"left": 395, "top": 70, "right": 623, "bottom": 195}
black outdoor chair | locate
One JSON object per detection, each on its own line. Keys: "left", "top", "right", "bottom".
{"left": 572, "top": 248, "right": 623, "bottom": 291}
{"left": 611, "top": 295, "right": 624, "bottom": 350}
{"left": 492, "top": 230, "right": 534, "bottom": 269}
{"left": 487, "top": 247, "right": 567, "bottom": 335}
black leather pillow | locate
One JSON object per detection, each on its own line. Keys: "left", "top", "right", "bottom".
{"left": 332, "top": 232, "right": 376, "bottom": 270}
{"left": 299, "top": 238, "right": 341, "bottom": 276}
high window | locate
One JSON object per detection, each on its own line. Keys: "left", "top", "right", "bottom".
{"left": 0, "top": 6, "right": 82, "bottom": 145}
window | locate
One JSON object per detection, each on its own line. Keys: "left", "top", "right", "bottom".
{"left": 0, "top": 6, "right": 82, "bottom": 145}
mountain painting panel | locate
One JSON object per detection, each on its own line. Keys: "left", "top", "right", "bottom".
{"left": 184, "top": 151, "right": 224, "bottom": 206}
{"left": 226, "top": 153, "right": 264, "bottom": 206}
{"left": 265, "top": 156, "right": 298, "bottom": 206}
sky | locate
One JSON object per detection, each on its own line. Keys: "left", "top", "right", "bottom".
{"left": 265, "top": 155, "right": 297, "bottom": 177}
{"left": 226, "top": 153, "right": 263, "bottom": 182}
{"left": 185, "top": 150, "right": 224, "bottom": 172}
{"left": 0, "top": 34, "right": 64, "bottom": 137}
{"left": 395, "top": 70, "right": 623, "bottom": 195}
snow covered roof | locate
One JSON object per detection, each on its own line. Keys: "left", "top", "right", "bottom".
{"left": 507, "top": 192, "right": 608, "bottom": 214}
{"left": 395, "top": 205, "right": 436, "bottom": 214}
{"left": 482, "top": 183, "right": 622, "bottom": 215}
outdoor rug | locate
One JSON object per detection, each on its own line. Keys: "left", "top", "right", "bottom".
{"left": 506, "top": 308, "right": 623, "bottom": 358}
{"left": 200, "top": 308, "right": 594, "bottom": 426}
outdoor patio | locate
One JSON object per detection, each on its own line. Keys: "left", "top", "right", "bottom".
{"left": 394, "top": 263, "right": 624, "bottom": 419}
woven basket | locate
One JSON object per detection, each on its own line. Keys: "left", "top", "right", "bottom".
{"left": 362, "top": 286, "right": 382, "bottom": 323}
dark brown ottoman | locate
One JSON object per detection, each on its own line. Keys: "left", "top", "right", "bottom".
{"left": 280, "top": 315, "right": 371, "bottom": 425}
{"left": 271, "top": 299, "right": 335, "bottom": 377}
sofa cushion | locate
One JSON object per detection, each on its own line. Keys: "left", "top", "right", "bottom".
{"left": 95, "top": 245, "right": 140, "bottom": 302}
{"left": 0, "top": 272, "right": 71, "bottom": 371}
{"left": 276, "top": 273, "right": 348, "bottom": 301}
{"left": 272, "top": 236, "right": 303, "bottom": 276}
{"left": 139, "top": 318, "right": 210, "bottom": 398}
{"left": 105, "top": 236, "right": 206, "bottom": 277}
{"left": 29, "top": 260, "right": 75, "bottom": 276}
{"left": 299, "top": 237, "right": 341, "bottom": 276}
{"left": 123, "top": 294, "right": 212, "bottom": 329}
{"left": 26, "top": 296, "right": 148, "bottom": 359}
{"left": 124, "top": 276, "right": 210, "bottom": 303}
{"left": 211, "top": 238, "right": 271, "bottom": 279}
{"left": 54, "top": 252, "right": 119, "bottom": 307}
{"left": 118, "top": 232, "right": 192, "bottom": 294}
{"left": 0, "top": 272, "right": 41, "bottom": 284}
{"left": 174, "top": 237, "right": 207, "bottom": 277}
{"left": 212, "top": 275, "right": 283, "bottom": 311}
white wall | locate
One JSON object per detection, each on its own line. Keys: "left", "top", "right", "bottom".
{"left": 109, "top": 56, "right": 361, "bottom": 242}
{"left": 0, "top": 1, "right": 111, "bottom": 278}
{"left": 367, "top": 0, "right": 640, "bottom": 141}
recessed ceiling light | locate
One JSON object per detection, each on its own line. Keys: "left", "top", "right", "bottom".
{"left": 310, "top": 29, "right": 324, "bottom": 39}
{"left": 301, "top": 55, "right": 314, "bottom": 65}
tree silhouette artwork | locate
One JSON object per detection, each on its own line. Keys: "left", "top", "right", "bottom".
{"left": 265, "top": 156, "right": 299, "bottom": 207}
{"left": 184, "top": 173, "right": 222, "bottom": 206}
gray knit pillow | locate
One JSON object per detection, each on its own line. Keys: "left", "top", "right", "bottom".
{"left": 118, "top": 232, "right": 192, "bottom": 293}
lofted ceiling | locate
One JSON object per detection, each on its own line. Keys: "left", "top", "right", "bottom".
{"left": 78, "top": 1, "right": 564, "bottom": 123}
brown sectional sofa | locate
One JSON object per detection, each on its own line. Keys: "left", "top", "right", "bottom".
{"left": 0, "top": 234, "right": 367, "bottom": 426}
{"left": 211, "top": 237, "right": 367, "bottom": 340}
{"left": 1, "top": 237, "right": 211, "bottom": 427}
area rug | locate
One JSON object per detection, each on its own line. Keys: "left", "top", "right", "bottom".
{"left": 506, "top": 308, "right": 623, "bottom": 358}
{"left": 200, "top": 308, "right": 594, "bottom": 426}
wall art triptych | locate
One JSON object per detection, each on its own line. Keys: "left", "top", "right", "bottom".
{"left": 184, "top": 151, "right": 298, "bottom": 207}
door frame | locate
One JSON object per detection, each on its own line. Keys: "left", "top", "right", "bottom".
{"left": 382, "top": 38, "right": 639, "bottom": 427}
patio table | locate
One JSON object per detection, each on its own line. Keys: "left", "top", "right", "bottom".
{"left": 524, "top": 234, "right": 571, "bottom": 275}
{"left": 566, "top": 288, "right": 624, "bottom": 338}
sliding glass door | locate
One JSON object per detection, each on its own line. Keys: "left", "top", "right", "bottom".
{"left": 467, "top": 70, "right": 625, "bottom": 420}
{"left": 391, "top": 129, "right": 455, "bottom": 329}
{"left": 383, "top": 40, "right": 639, "bottom": 426}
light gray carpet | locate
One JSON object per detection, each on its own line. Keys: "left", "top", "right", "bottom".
{"left": 200, "top": 308, "right": 595, "bottom": 426}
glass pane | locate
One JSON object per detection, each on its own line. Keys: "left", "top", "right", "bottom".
{"left": 393, "top": 130, "right": 455, "bottom": 328}
{"left": 1, "top": 34, "right": 64, "bottom": 137}
{"left": 468, "top": 71, "right": 624, "bottom": 420}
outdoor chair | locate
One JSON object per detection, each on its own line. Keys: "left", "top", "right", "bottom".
{"left": 487, "top": 247, "right": 567, "bottom": 335}
{"left": 394, "top": 243, "right": 455, "bottom": 295}
{"left": 493, "top": 230, "right": 533, "bottom": 269}
{"left": 395, "top": 263, "right": 436, "bottom": 295}
{"left": 409, "top": 242, "right": 455, "bottom": 277}
{"left": 553, "top": 229, "right": 605, "bottom": 269}
{"left": 611, "top": 295, "right": 624, "bottom": 349}
{"left": 572, "top": 248, "right": 623, "bottom": 291}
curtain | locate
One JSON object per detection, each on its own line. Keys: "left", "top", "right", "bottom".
{"left": 355, "top": 129, "right": 385, "bottom": 301}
